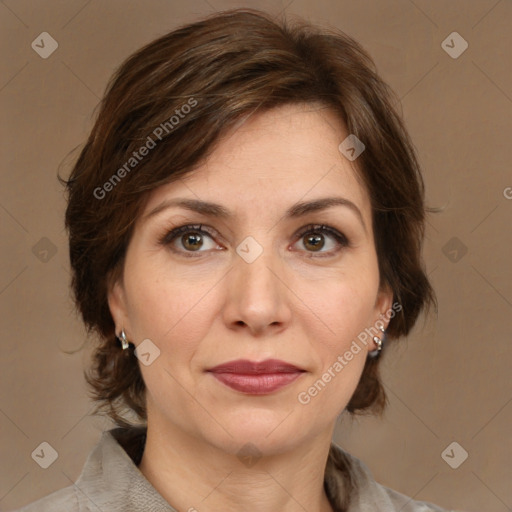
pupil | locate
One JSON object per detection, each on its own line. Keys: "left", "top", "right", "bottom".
{"left": 305, "top": 234, "right": 324, "bottom": 251}
{"left": 183, "top": 232, "right": 202, "bottom": 250}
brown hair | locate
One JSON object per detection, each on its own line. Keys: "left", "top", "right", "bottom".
{"left": 63, "top": 9, "right": 436, "bottom": 427}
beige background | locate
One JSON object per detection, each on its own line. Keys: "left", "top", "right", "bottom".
{"left": 1, "top": 1, "right": 511, "bottom": 511}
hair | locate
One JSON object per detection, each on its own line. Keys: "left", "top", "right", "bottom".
{"left": 62, "top": 8, "right": 436, "bottom": 428}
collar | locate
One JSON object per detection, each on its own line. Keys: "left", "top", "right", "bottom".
{"left": 72, "top": 427, "right": 446, "bottom": 512}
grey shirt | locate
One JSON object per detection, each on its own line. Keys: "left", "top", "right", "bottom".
{"left": 12, "top": 427, "right": 455, "bottom": 512}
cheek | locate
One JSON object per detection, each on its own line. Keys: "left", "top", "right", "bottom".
{"left": 123, "top": 257, "right": 219, "bottom": 347}
{"left": 298, "top": 269, "right": 379, "bottom": 345}
{"left": 296, "top": 278, "right": 374, "bottom": 412}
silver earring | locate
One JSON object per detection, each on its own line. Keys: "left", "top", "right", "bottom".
{"left": 118, "top": 329, "right": 130, "bottom": 350}
{"left": 368, "top": 326, "right": 386, "bottom": 358}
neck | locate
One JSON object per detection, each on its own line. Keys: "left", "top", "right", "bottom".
{"left": 138, "top": 418, "right": 336, "bottom": 512}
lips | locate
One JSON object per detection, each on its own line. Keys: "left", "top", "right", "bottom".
{"left": 207, "top": 359, "right": 305, "bottom": 394}
{"left": 208, "top": 359, "right": 303, "bottom": 374}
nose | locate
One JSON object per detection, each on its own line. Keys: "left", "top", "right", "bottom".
{"left": 222, "top": 244, "right": 292, "bottom": 337}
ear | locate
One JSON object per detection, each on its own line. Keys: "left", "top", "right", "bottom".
{"left": 107, "top": 277, "right": 130, "bottom": 335}
{"left": 374, "top": 282, "right": 394, "bottom": 330}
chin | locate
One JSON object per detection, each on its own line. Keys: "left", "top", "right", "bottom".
{"left": 202, "top": 407, "right": 316, "bottom": 457}
{"left": 209, "top": 428, "right": 305, "bottom": 460}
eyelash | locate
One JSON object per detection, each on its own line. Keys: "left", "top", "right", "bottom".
{"left": 158, "top": 223, "right": 349, "bottom": 258}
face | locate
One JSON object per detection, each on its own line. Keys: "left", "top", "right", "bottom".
{"left": 109, "top": 103, "right": 392, "bottom": 457}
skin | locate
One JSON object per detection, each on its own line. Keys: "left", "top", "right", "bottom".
{"left": 108, "top": 103, "right": 393, "bottom": 512}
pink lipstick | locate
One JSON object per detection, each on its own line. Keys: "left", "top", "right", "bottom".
{"left": 207, "top": 359, "right": 305, "bottom": 395}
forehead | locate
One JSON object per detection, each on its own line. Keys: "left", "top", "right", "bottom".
{"left": 143, "top": 103, "right": 371, "bottom": 223}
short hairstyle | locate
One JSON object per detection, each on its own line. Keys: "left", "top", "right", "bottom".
{"left": 63, "top": 9, "right": 436, "bottom": 427}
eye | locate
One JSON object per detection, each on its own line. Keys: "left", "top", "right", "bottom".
{"left": 292, "top": 224, "right": 349, "bottom": 256}
{"left": 159, "top": 224, "right": 223, "bottom": 256}
{"left": 159, "top": 223, "right": 349, "bottom": 258}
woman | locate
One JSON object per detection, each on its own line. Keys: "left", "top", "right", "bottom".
{"left": 14, "top": 8, "right": 456, "bottom": 512}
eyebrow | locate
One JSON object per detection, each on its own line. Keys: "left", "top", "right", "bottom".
{"left": 144, "top": 196, "right": 367, "bottom": 232}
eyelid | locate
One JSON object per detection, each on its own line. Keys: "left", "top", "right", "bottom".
{"left": 158, "top": 223, "right": 220, "bottom": 246}
{"left": 295, "top": 223, "right": 348, "bottom": 242}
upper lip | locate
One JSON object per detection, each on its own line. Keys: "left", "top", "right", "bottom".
{"left": 207, "top": 359, "right": 305, "bottom": 374}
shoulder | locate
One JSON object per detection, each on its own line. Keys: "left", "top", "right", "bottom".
{"left": 327, "top": 442, "right": 455, "bottom": 512}
{"left": 9, "top": 426, "right": 170, "bottom": 512}
{"left": 8, "top": 428, "right": 113, "bottom": 512}
{"left": 10, "top": 486, "right": 79, "bottom": 512}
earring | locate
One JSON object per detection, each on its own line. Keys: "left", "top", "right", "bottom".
{"left": 117, "top": 329, "right": 131, "bottom": 350}
{"left": 368, "top": 326, "right": 386, "bottom": 358}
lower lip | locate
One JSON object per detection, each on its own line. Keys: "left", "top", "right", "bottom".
{"left": 209, "top": 372, "right": 303, "bottom": 394}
